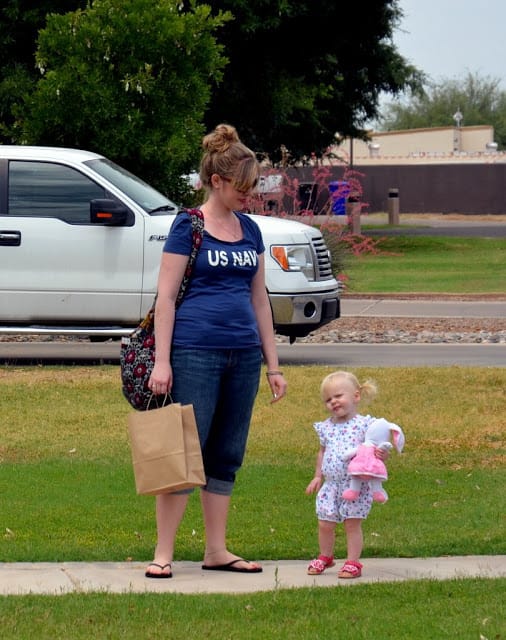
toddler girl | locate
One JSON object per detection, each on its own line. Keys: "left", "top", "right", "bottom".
{"left": 305, "top": 370, "right": 398, "bottom": 579}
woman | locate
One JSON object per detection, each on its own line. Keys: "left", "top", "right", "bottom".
{"left": 145, "top": 124, "right": 287, "bottom": 578}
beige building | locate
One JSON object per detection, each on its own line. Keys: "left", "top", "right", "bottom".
{"left": 333, "top": 125, "right": 504, "bottom": 164}
{"left": 274, "top": 125, "right": 506, "bottom": 214}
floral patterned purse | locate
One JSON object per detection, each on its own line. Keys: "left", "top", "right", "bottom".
{"left": 120, "top": 208, "right": 204, "bottom": 410}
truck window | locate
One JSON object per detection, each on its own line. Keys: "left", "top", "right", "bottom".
{"left": 85, "top": 157, "right": 177, "bottom": 213}
{"left": 8, "top": 160, "right": 106, "bottom": 224}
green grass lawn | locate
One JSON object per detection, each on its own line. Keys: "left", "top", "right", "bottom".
{"left": 340, "top": 236, "right": 505, "bottom": 294}
{"left": 2, "top": 366, "right": 504, "bottom": 563}
{"left": 1, "top": 366, "right": 505, "bottom": 638}
{"left": 1, "top": 580, "right": 504, "bottom": 640}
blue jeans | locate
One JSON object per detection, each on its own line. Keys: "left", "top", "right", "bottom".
{"left": 170, "top": 347, "right": 262, "bottom": 496}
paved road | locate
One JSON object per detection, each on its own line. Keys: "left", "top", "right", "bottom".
{"left": 1, "top": 340, "right": 504, "bottom": 367}
{"left": 1, "top": 341, "right": 503, "bottom": 367}
{"left": 1, "top": 299, "right": 504, "bottom": 367}
{"left": 277, "top": 343, "right": 505, "bottom": 367}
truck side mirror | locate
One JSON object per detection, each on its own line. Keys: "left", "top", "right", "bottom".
{"left": 90, "top": 199, "right": 130, "bottom": 225}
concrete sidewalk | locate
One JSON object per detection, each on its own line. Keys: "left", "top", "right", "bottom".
{"left": 1, "top": 556, "right": 504, "bottom": 595}
{"left": 341, "top": 298, "right": 506, "bottom": 319}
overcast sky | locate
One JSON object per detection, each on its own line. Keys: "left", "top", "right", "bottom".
{"left": 393, "top": 0, "right": 506, "bottom": 87}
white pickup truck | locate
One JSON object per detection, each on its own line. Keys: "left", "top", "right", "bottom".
{"left": 0, "top": 146, "right": 340, "bottom": 342}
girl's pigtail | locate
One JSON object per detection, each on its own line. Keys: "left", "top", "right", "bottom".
{"left": 359, "top": 379, "right": 378, "bottom": 404}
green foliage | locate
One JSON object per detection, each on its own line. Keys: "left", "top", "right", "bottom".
{"left": 0, "top": 0, "right": 86, "bottom": 142}
{"left": 380, "top": 71, "right": 506, "bottom": 149}
{"left": 202, "top": 0, "right": 425, "bottom": 163}
{"left": 1, "top": 0, "right": 424, "bottom": 189}
{"left": 15, "top": 0, "right": 231, "bottom": 197}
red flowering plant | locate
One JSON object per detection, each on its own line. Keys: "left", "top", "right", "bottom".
{"left": 248, "top": 153, "right": 383, "bottom": 290}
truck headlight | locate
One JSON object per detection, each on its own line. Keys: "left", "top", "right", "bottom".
{"left": 271, "top": 245, "right": 315, "bottom": 280}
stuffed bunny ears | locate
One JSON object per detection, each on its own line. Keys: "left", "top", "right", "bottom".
{"left": 370, "top": 418, "right": 405, "bottom": 453}
{"left": 391, "top": 425, "right": 405, "bottom": 453}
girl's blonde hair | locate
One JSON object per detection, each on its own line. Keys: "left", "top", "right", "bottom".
{"left": 199, "top": 123, "right": 260, "bottom": 194}
{"left": 320, "top": 370, "right": 378, "bottom": 404}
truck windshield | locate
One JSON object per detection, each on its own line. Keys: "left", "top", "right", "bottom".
{"left": 85, "top": 158, "right": 178, "bottom": 214}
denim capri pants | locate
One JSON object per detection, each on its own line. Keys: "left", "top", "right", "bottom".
{"left": 170, "top": 346, "right": 262, "bottom": 496}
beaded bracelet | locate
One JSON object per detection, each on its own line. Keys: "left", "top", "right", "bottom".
{"left": 266, "top": 370, "right": 283, "bottom": 377}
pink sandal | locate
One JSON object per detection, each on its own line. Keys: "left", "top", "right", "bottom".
{"left": 337, "top": 559, "right": 363, "bottom": 579}
{"left": 307, "top": 555, "right": 335, "bottom": 575}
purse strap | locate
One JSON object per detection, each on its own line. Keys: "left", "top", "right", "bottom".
{"left": 175, "top": 208, "right": 204, "bottom": 308}
{"left": 138, "top": 208, "right": 204, "bottom": 331}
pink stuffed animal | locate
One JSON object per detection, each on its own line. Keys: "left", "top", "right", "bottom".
{"left": 342, "top": 418, "right": 405, "bottom": 503}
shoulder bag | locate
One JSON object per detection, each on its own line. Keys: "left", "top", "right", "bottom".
{"left": 120, "top": 208, "right": 204, "bottom": 410}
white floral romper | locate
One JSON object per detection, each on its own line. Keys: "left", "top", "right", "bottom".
{"left": 314, "top": 414, "right": 374, "bottom": 523}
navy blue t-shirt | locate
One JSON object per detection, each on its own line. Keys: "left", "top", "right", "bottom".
{"left": 163, "top": 211, "right": 265, "bottom": 349}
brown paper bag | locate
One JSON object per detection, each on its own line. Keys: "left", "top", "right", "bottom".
{"left": 128, "top": 402, "right": 205, "bottom": 495}
{"left": 181, "top": 403, "right": 206, "bottom": 488}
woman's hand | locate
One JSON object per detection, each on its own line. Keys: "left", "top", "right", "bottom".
{"left": 148, "top": 362, "right": 172, "bottom": 396}
{"left": 266, "top": 371, "right": 287, "bottom": 403}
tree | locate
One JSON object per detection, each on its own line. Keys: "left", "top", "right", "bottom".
{"left": 14, "top": 0, "right": 230, "bottom": 197}
{"left": 379, "top": 72, "right": 506, "bottom": 150}
{"left": 200, "top": 0, "right": 423, "bottom": 164}
{"left": 0, "top": 0, "right": 86, "bottom": 142}
{"left": 1, "top": 0, "right": 423, "bottom": 188}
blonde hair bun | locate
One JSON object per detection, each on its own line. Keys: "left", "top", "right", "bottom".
{"left": 202, "top": 124, "right": 240, "bottom": 154}
{"left": 199, "top": 123, "right": 259, "bottom": 192}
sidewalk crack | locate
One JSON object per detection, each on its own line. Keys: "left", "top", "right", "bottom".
{"left": 61, "top": 567, "right": 84, "bottom": 592}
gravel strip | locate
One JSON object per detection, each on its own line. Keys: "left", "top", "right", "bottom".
{"left": 1, "top": 317, "right": 504, "bottom": 345}
{"left": 276, "top": 316, "right": 506, "bottom": 344}
{"left": 1, "top": 297, "right": 504, "bottom": 345}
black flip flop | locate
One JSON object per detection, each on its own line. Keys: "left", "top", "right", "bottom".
{"left": 201, "top": 558, "right": 262, "bottom": 573}
{"left": 145, "top": 562, "right": 172, "bottom": 579}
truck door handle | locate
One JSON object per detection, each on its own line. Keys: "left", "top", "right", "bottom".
{"left": 0, "top": 230, "right": 21, "bottom": 246}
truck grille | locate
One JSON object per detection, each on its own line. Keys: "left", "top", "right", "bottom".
{"left": 311, "top": 235, "right": 334, "bottom": 280}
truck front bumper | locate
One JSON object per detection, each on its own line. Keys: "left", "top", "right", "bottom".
{"left": 270, "top": 291, "right": 341, "bottom": 340}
